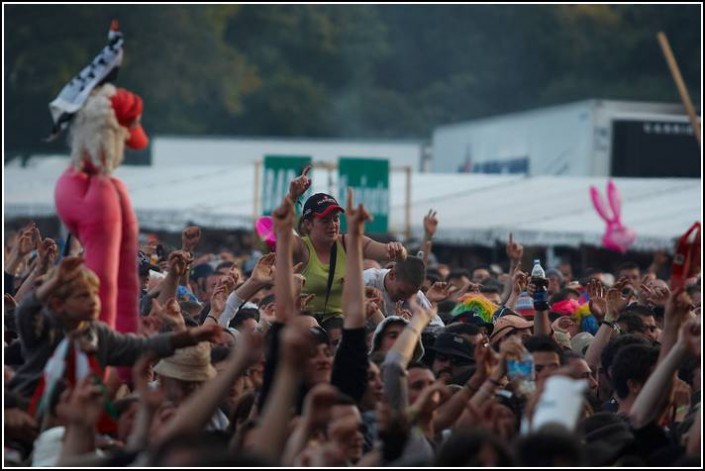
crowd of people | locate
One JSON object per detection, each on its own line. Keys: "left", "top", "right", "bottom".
{"left": 3, "top": 177, "right": 701, "bottom": 466}
{"left": 3, "top": 21, "right": 701, "bottom": 468}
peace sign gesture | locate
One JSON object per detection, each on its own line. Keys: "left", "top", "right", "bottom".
{"left": 423, "top": 210, "right": 438, "bottom": 239}
{"left": 288, "top": 164, "right": 312, "bottom": 201}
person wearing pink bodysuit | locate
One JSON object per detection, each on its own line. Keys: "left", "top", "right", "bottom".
{"left": 54, "top": 84, "right": 149, "bottom": 334}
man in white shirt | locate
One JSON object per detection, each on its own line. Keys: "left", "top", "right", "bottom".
{"left": 363, "top": 256, "right": 444, "bottom": 327}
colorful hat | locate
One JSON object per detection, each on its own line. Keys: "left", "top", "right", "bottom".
{"left": 451, "top": 294, "right": 497, "bottom": 327}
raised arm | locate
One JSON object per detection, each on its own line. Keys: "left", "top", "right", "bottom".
{"left": 250, "top": 317, "right": 312, "bottom": 463}
{"left": 286, "top": 165, "right": 311, "bottom": 264}
{"left": 272, "top": 196, "right": 296, "bottom": 323}
{"left": 14, "top": 236, "right": 58, "bottom": 303}
{"left": 341, "top": 188, "right": 370, "bottom": 330}
{"left": 421, "top": 210, "right": 438, "bottom": 268}
{"left": 529, "top": 280, "right": 551, "bottom": 337}
{"left": 382, "top": 300, "right": 436, "bottom": 412}
{"left": 362, "top": 238, "right": 407, "bottom": 263}
{"left": 56, "top": 377, "right": 105, "bottom": 465}
{"left": 584, "top": 279, "right": 615, "bottom": 370}
{"left": 505, "top": 270, "right": 528, "bottom": 311}
{"left": 180, "top": 225, "right": 201, "bottom": 287}
{"left": 658, "top": 287, "right": 693, "bottom": 363}
{"left": 501, "top": 233, "right": 524, "bottom": 306}
{"left": 5, "top": 223, "right": 37, "bottom": 279}
{"left": 629, "top": 317, "right": 700, "bottom": 429}
{"left": 156, "top": 250, "right": 192, "bottom": 305}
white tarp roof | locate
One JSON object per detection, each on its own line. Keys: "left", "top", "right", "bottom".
{"left": 4, "top": 156, "right": 701, "bottom": 251}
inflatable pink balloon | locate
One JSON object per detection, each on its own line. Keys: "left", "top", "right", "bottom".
{"left": 255, "top": 216, "right": 277, "bottom": 252}
{"left": 590, "top": 180, "right": 636, "bottom": 253}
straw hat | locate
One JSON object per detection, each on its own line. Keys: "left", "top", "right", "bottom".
{"left": 153, "top": 342, "right": 217, "bottom": 382}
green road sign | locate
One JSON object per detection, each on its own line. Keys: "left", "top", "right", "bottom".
{"left": 338, "top": 158, "right": 389, "bottom": 234}
{"left": 262, "top": 155, "right": 312, "bottom": 216}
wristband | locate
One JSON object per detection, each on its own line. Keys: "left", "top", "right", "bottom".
{"left": 601, "top": 320, "right": 616, "bottom": 329}
{"left": 207, "top": 315, "right": 219, "bottom": 323}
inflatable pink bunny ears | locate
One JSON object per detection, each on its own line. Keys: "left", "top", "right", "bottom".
{"left": 590, "top": 180, "right": 636, "bottom": 253}
{"left": 255, "top": 216, "right": 277, "bottom": 252}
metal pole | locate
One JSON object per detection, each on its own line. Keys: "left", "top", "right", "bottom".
{"left": 253, "top": 161, "right": 261, "bottom": 223}
{"left": 405, "top": 166, "right": 412, "bottom": 241}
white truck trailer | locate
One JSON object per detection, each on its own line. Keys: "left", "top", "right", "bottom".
{"left": 432, "top": 99, "right": 700, "bottom": 178}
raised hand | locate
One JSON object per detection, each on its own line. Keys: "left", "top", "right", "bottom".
{"left": 423, "top": 210, "right": 438, "bottom": 239}
{"left": 189, "top": 323, "right": 223, "bottom": 344}
{"left": 640, "top": 280, "right": 670, "bottom": 308}
{"left": 606, "top": 276, "right": 632, "bottom": 317}
{"left": 139, "top": 313, "right": 164, "bottom": 337}
{"left": 210, "top": 285, "right": 228, "bottom": 316}
{"left": 386, "top": 241, "right": 407, "bottom": 261}
{"left": 506, "top": 233, "right": 524, "bottom": 264}
{"left": 132, "top": 353, "right": 163, "bottom": 411}
{"left": 394, "top": 300, "right": 412, "bottom": 320}
{"left": 472, "top": 339, "right": 498, "bottom": 382}
{"left": 298, "top": 293, "right": 316, "bottom": 311}
{"left": 20, "top": 223, "right": 39, "bottom": 256}
{"left": 426, "top": 281, "right": 457, "bottom": 303}
{"left": 410, "top": 380, "right": 449, "bottom": 418}
{"left": 365, "top": 286, "right": 384, "bottom": 305}
{"left": 679, "top": 317, "right": 701, "bottom": 357}
{"left": 181, "top": 226, "right": 202, "bottom": 254}
{"left": 37, "top": 237, "right": 59, "bottom": 270}
{"left": 149, "top": 298, "right": 186, "bottom": 332}
{"left": 4, "top": 407, "right": 38, "bottom": 444}
{"left": 250, "top": 253, "right": 276, "bottom": 285}
{"left": 407, "top": 296, "right": 436, "bottom": 326}
{"left": 587, "top": 279, "right": 608, "bottom": 319}
{"left": 4, "top": 293, "right": 18, "bottom": 311}
{"left": 273, "top": 195, "right": 296, "bottom": 233}
{"left": 289, "top": 164, "right": 313, "bottom": 200}
{"left": 302, "top": 383, "right": 338, "bottom": 431}
{"left": 346, "top": 187, "right": 372, "bottom": 236}
{"left": 167, "top": 250, "right": 193, "bottom": 277}
{"left": 666, "top": 288, "right": 695, "bottom": 327}
{"left": 280, "top": 316, "right": 315, "bottom": 368}
{"left": 218, "top": 271, "right": 240, "bottom": 295}
{"left": 512, "top": 270, "right": 529, "bottom": 295}
{"left": 293, "top": 273, "right": 307, "bottom": 295}
{"left": 454, "top": 281, "right": 482, "bottom": 298}
{"left": 235, "top": 330, "right": 266, "bottom": 366}
{"left": 55, "top": 376, "right": 106, "bottom": 428}
{"left": 37, "top": 256, "right": 85, "bottom": 300}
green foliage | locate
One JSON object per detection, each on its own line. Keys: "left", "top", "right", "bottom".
{"left": 4, "top": 4, "right": 700, "bottom": 157}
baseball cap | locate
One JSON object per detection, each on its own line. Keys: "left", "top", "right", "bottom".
{"left": 429, "top": 332, "right": 475, "bottom": 362}
{"left": 302, "top": 193, "right": 345, "bottom": 219}
{"left": 489, "top": 314, "right": 534, "bottom": 346}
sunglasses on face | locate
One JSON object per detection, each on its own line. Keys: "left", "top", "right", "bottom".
{"left": 435, "top": 354, "right": 473, "bottom": 366}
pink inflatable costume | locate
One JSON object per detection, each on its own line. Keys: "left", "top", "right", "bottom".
{"left": 49, "top": 22, "right": 148, "bottom": 334}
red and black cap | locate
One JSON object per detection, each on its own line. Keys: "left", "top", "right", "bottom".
{"left": 302, "top": 193, "right": 345, "bottom": 219}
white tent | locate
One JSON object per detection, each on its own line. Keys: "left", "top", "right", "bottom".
{"left": 4, "top": 156, "right": 701, "bottom": 251}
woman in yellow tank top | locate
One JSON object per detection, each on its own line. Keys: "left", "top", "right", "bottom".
{"left": 287, "top": 166, "right": 408, "bottom": 321}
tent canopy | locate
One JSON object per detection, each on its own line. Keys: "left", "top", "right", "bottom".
{"left": 5, "top": 157, "right": 700, "bottom": 251}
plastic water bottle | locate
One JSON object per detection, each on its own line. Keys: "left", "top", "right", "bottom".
{"left": 531, "top": 259, "right": 549, "bottom": 311}
{"left": 506, "top": 345, "right": 536, "bottom": 398}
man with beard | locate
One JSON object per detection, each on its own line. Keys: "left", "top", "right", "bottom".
{"left": 429, "top": 332, "right": 475, "bottom": 385}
